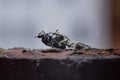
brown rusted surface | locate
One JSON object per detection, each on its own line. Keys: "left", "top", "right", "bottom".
{"left": 0, "top": 48, "right": 120, "bottom": 80}
{"left": 0, "top": 48, "right": 120, "bottom": 59}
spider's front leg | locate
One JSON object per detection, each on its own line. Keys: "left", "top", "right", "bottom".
{"left": 54, "top": 29, "right": 59, "bottom": 34}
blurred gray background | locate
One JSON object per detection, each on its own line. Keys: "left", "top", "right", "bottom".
{"left": 0, "top": 0, "right": 111, "bottom": 49}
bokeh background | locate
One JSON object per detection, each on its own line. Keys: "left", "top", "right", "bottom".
{"left": 0, "top": 0, "right": 119, "bottom": 49}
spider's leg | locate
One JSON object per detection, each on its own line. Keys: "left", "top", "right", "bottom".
{"left": 55, "top": 29, "right": 59, "bottom": 33}
{"left": 62, "top": 36, "right": 74, "bottom": 48}
{"left": 50, "top": 30, "right": 59, "bottom": 38}
{"left": 55, "top": 29, "right": 60, "bottom": 34}
{"left": 59, "top": 39, "right": 73, "bottom": 49}
{"left": 59, "top": 40, "right": 67, "bottom": 44}
{"left": 42, "top": 30, "right": 45, "bottom": 33}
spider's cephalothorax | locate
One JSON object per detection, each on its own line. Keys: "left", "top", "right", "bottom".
{"left": 35, "top": 30, "right": 72, "bottom": 49}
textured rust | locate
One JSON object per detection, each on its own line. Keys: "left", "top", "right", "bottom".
{"left": 0, "top": 48, "right": 120, "bottom": 58}
{"left": 0, "top": 48, "right": 120, "bottom": 80}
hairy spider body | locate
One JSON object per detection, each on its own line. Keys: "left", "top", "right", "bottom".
{"left": 36, "top": 30, "right": 91, "bottom": 50}
{"left": 35, "top": 30, "right": 70, "bottom": 49}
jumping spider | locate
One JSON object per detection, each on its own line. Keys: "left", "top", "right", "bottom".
{"left": 35, "top": 30, "right": 91, "bottom": 50}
